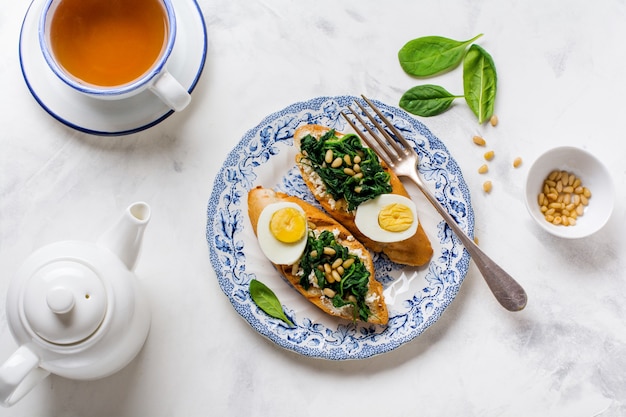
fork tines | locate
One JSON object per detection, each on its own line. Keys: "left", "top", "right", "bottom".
{"left": 341, "top": 95, "right": 413, "bottom": 168}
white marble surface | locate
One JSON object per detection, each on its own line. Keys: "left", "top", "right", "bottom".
{"left": 1, "top": 0, "right": 626, "bottom": 415}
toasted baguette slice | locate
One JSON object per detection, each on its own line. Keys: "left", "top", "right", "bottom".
{"left": 294, "top": 124, "right": 433, "bottom": 267}
{"left": 248, "top": 186, "right": 388, "bottom": 325}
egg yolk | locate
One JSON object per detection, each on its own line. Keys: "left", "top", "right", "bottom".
{"left": 378, "top": 203, "right": 414, "bottom": 232}
{"left": 269, "top": 207, "right": 307, "bottom": 243}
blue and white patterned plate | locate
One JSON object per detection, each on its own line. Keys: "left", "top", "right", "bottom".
{"left": 206, "top": 96, "right": 474, "bottom": 360}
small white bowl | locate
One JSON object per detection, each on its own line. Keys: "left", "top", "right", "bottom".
{"left": 524, "top": 146, "right": 614, "bottom": 239}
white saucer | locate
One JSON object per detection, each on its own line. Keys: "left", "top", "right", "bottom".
{"left": 19, "top": 0, "right": 207, "bottom": 136}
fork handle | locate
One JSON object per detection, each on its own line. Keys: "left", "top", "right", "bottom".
{"left": 407, "top": 174, "right": 528, "bottom": 311}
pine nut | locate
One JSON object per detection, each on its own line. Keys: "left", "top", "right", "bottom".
{"left": 353, "top": 155, "right": 362, "bottom": 164}
{"left": 556, "top": 181, "right": 563, "bottom": 193}
{"left": 473, "top": 135, "right": 486, "bottom": 146}
{"left": 336, "top": 266, "right": 345, "bottom": 275}
{"left": 568, "top": 175, "right": 575, "bottom": 186}
{"left": 353, "top": 163, "right": 361, "bottom": 173}
{"left": 490, "top": 114, "right": 498, "bottom": 127}
{"left": 538, "top": 193, "right": 546, "bottom": 206}
{"left": 483, "top": 180, "right": 492, "bottom": 193}
{"left": 331, "top": 258, "right": 343, "bottom": 269}
{"left": 323, "top": 247, "right": 336, "bottom": 256}
{"left": 478, "top": 164, "right": 488, "bottom": 174}
{"left": 331, "top": 157, "right": 343, "bottom": 168}
{"left": 323, "top": 288, "right": 336, "bottom": 298}
{"left": 309, "top": 250, "right": 318, "bottom": 258}
{"left": 344, "top": 154, "right": 352, "bottom": 166}
{"left": 342, "top": 258, "right": 355, "bottom": 268}
{"left": 343, "top": 167, "right": 356, "bottom": 176}
{"left": 326, "top": 272, "right": 335, "bottom": 284}
{"left": 513, "top": 157, "right": 523, "bottom": 168}
{"left": 323, "top": 263, "right": 332, "bottom": 274}
{"left": 331, "top": 270, "right": 341, "bottom": 282}
{"left": 484, "top": 150, "right": 495, "bottom": 161}
{"left": 324, "top": 149, "right": 334, "bottom": 164}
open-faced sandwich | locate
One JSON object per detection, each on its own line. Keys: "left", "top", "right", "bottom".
{"left": 247, "top": 186, "right": 388, "bottom": 325}
{"left": 294, "top": 124, "right": 433, "bottom": 267}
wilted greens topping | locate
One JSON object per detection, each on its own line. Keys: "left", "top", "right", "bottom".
{"left": 299, "top": 130, "right": 392, "bottom": 211}
{"left": 299, "top": 230, "right": 371, "bottom": 322}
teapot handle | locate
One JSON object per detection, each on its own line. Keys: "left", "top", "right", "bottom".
{"left": 0, "top": 344, "right": 50, "bottom": 407}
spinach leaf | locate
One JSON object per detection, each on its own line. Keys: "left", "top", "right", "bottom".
{"left": 249, "top": 279, "right": 294, "bottom": 327}
{"left": 399, "top": 84, "right": 463, "bottom": 117}
{"left": 398, "top": 34, "right": 483, "bottom": 77}
{"left": 463, "top": 44, "right": 497, "bottom": 124}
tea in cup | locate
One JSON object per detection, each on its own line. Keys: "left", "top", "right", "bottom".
{"left": 39, "top": 0, "right": 191, "bottom": 111}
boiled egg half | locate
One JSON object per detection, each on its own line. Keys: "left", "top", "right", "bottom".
{"left": 355, "top": 194, "right": 418, "bottom": 243}
{"left": 257, "top": 202, "right": 308, "bottom": 265}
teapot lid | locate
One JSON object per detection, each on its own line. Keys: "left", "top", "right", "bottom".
{"left": 22, "top": 259, "right": 107, "bottom": 345}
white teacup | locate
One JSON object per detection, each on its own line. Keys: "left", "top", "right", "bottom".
{"left": 39, "top": 0, "right": 191, "bottom": 111}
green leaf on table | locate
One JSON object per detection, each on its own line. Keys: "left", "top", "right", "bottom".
{"left": 249, "top": 279, "right": 294, "bottom": 327}
{"left": 463, "top": 44, "right": 497, "bottom": 124}
{"left": 398, "top": 34, "right": 483, "bottom": 77}
{"left": 399, "top": 84, "right": 462, "bottom": 117}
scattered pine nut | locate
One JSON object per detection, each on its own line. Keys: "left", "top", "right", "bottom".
{"left": 513, "top": 157, "right": 523, "bottom": 168}
{"left": 484, "top": 150, "right": 495, "bottom": 161}
{"left": 490, "top": 115, "right": 498, "bottom": 127}
{"left": 473, "top": 135, "right": 486, "bottom": 146}
{"left": 483, "top": 180, "right": 492, "bottom": 193}
{"left": 478, "top": 164, "right": 488, "bottom": 174}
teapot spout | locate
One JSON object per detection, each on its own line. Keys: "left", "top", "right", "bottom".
{"left": 97, "top": 202, "right": 151, "bottom": 271}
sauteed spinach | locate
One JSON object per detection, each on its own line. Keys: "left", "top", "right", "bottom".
{"left": 299, "top": 230, "right": 372, "bottom": 322}
{"left": 299, "top": 130, "right": 391, "bottom": 211}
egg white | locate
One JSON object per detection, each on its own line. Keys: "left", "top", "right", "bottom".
{"left": 256, "top": 202, "right": 308, "bottom": 265}
{"left": 354, "top": 194, "right": 418, "bottom": 243}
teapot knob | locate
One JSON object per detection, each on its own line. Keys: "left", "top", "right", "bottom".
{"left": 46, "top": 287, "right": 75, "bottom": 314}
{"left": 22, "top": 260, "right": 107, "bottom": 345}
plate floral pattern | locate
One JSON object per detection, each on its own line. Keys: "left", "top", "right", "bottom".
{"left": 206, "top": 96, "right": 473, "bottom": 360}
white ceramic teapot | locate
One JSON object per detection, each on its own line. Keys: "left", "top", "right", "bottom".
{"left": 0, "top": 202, "right": 152, "bottom": 407}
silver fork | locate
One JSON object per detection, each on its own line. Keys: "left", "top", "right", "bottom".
{"left": 342, "top": 95, "right": 527, "bottom": 312}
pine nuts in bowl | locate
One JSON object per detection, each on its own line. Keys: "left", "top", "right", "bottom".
{"left": 524, "top": 146, "right": 614, "bottom": 239}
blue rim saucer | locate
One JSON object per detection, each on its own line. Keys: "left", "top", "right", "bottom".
{"left": 19, "top": 0, "right": 207, "bottom": 136}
